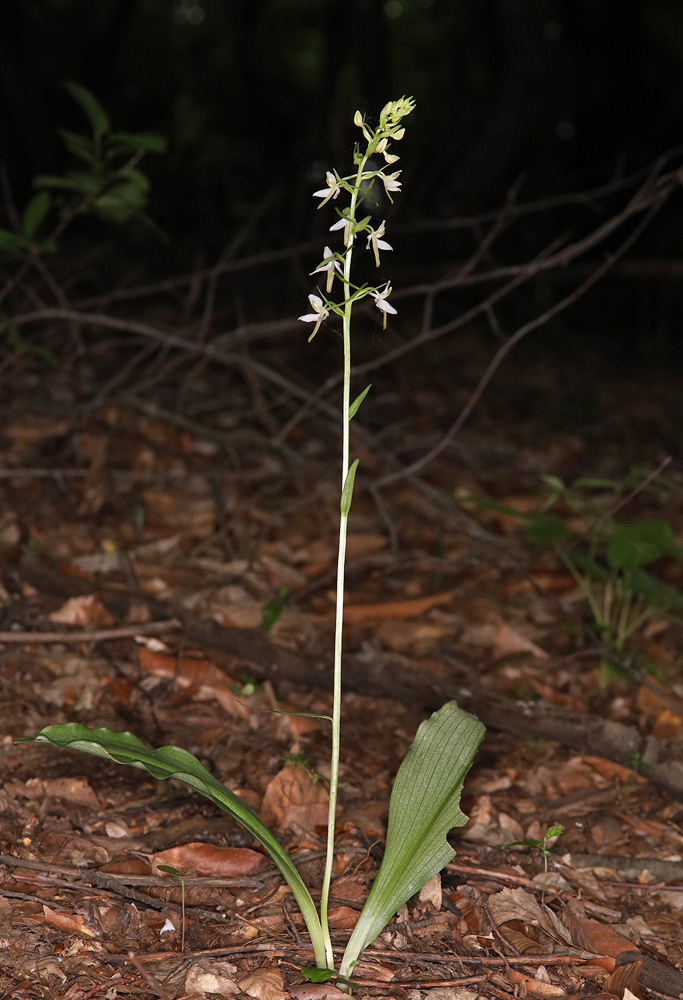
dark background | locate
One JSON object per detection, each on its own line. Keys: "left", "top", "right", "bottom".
{"left": 2, "top": 0, "right": 683, "bottom": 368}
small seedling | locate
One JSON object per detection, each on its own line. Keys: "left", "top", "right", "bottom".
{"left": 507, "top": 823, "right": 564, "bottom": 899}
{"left": 157, "top": 864, "right": 186, "bottom": 951}
{"left": 20, "top": 98, "right": 485, "bottom": 985}
{"left": 262, "top": 587, "right": 290, "bottom": 630}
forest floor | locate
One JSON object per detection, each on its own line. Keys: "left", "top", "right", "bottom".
{"left": 1, "top": 291, "right": 683, "bottom": 1000}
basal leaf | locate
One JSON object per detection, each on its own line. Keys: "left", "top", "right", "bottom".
{"left": 339, "top": 702, "right": 484, "bottom": 976}
{"left": 20, "top": 724, "right": 327, "bottom": 967}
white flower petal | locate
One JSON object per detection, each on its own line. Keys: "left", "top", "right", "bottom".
{"left": 375, "top": 298, "right": 397, "bottom": 315}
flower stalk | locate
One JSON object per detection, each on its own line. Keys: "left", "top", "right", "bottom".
{"left": 301, "top": 96, "right": 415, "bottom": 969}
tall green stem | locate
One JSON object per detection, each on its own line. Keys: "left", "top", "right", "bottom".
{"left": 319, "top": 152, "right": 369, "bottom": 970}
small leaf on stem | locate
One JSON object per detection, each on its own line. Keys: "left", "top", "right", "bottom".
{"left": 340, "top": 459, "right": 359, "bottom": 516}
{"left": 349, "top": 385, "right": 372, "bottom": 419}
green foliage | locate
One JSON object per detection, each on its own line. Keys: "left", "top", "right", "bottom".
{"left": 261, "top": 587, "right": 289, "bottom": 631}
{"left": 20, "top": 723, "right": 328, "bottom": 967}
{"left": 464, "top": 469, "right": 683, "bottom": 669}
{"left": 0, "top": 81, "right": 166, "bottom": 266}
{"left": 19, "top": 99, "right": 485, "bottom": 982}
{"left": 507, "top": 824, "right": 564, "bottom": 898}
{"left": 339, "top": 702, "right": 485, "bottom": 977}
{"left": 22, "top": 702, "right": 484, "bottom": 979}
{"left": 35, "top": 81, "right": 166, "bottom": 230}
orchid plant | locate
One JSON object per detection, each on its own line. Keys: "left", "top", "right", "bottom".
{"left": 20, "top": 98, "right": 485, "bottom": 988}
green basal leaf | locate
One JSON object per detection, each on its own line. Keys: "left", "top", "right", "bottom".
{"left": 22, "top": 192, "right": 51, "bottom": 239}
{"left": 340, "top": 459, "right": 359, "bottom": 516}
{"left": 20, "top": 724, "right": 327, "bottom": 968}
{"left": 338, "top": 701, "right": 484, "bottom": 977}
{"left": 607, "top": 519, "right": 676, "bottom": 570}
{"left": 65, "top": 81, "right": 111, "bottom": 138}
{"left": 349, "top": 385, "right": 372, "bottom": 419}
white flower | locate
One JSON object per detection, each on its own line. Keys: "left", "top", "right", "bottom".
{"left": 313, "top": 171, "right": 341, "bottom": 208}
{"left": 366, "top": 220, "right": 392, "bottom": 268}
{"left": 298, "top": 293, "right": 329, "bottom": 341}
{"left": 371, "top": 283, "right": 397, "bottom": 328}
{"left": 378, "top": 170, "right": 402, "bottom": 200}
{"left": 330, "top": 214, "right": 352, "bottom": 246}
{"left": 310, "top": 246, "right": 343, "bottom": 293}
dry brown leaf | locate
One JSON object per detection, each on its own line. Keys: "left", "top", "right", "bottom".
{"left": 531, "top": 681, "right": 586, "bottom": 712}
{"left": 237, "top": 967, "right": 288, "bottom": 1000}
{"left": 651, "top": 708, "right": 682, "bottom": 739}
{"left": 567, "top": 914, "right": 636, "bottom": 960}
{"left": 289, "top": 985, "right": 347, "bottom": 1000}
{"left": 6, "top": 776, "right": 99, "bottom": 807}
{"left": 143, "top": 485, "right": 215, "bottom": 537}
{"left": 506, "top": 571, "right": 576, "bottom": 595}
{"left": 635, "top": 679, "right": 683, "bottom": 716}
{"left": 138, "top": 646, "right": 244, "bottom": 714}
{"left": 507, "top": 968, "right": 567, "bottom": 998}
{"left": 487, "top": 887, "right": 575, "bottom": 949}
{"left": 260, "top": 762, "right": 329, "bottom": 836}
{"left": 583, "top": 756, "right": 647, "bottom": 786}
{"left": 48, "top": 593, "right": 114, "bottom": 626}
{"left": 417, "top": 872, "right": 442, "bottom": 912}
{"left": 340, "top": 588, "right": 456, "bottom": 622}
{"left": 153, "top": 842, "right": 268, "bottom": 876}
{"left": 376, "top": 619, "right": 450, "bottom": 654}
{"left": 6, "top": 414, "right": 70, "bottom": 445}
{"left": 185, "top": 959, "right": 240, "bottom": 997}
{"left": 43, "top": 904, "right": 97, "bottom": 938}
{"left": 492, "top": 617, "right": 548, "bottom": 659}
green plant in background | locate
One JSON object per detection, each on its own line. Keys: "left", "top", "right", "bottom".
{"left": 36, "top": 81, "right": 166, "bottom": 229}
{"left": 261, "top": 586, "right": 290, "bottom": 630}
{"left": 464, "top": 469, "right": 683, "bottom": 681}
{"left": 20, "top": 98, "right": 485, "bottom": 986}
{"left": 0, "top": 81, "right": 165, "bottom": 263}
